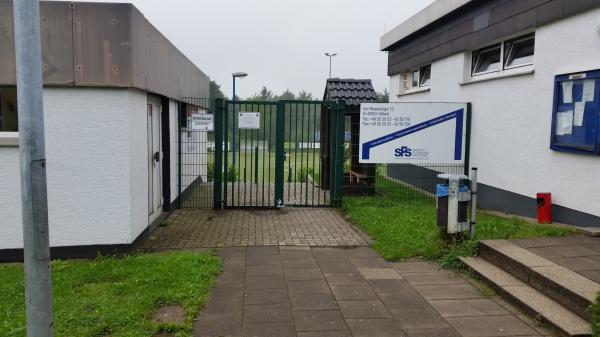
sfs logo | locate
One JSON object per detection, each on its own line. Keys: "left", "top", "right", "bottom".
{"left": 394, "top": 146, "right": 412, "bottom": 157}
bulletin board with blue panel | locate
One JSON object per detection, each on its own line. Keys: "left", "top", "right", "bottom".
{"left": 550, "top": 69, "right": 600, "bottom": 154}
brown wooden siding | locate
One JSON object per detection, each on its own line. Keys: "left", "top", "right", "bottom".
{"left": 386, "top": 0, "right": 600, "bottom": 75}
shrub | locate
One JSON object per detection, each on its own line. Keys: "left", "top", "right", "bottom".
{"left": 226, "top": 165, "right": 237, "bottom": 182}
{"left": 296, "top": 167, "right": 309, "bottom": 183}
{"left": 593, "top": 293, "right": 600, "bottom": 337}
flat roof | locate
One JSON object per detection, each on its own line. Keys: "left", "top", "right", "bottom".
{"left": 380, "top": 0, "right": 472, "bottom": 51}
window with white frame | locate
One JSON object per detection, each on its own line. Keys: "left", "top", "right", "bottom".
{"left": 402, "top": 64, "right": 431, "bottom": 90}
{"left": 0, "top": 87, "right": 18, "bottom": 132}
{"left": 471, "top": 33, "right": 535, "bottom": 76}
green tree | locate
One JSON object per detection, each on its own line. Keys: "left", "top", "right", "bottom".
{"left": 297, "top": 90, "right": 313, "bottom": 101}
{"left": 209, "top": 80, "right": 227, "bottom": 101}
{"left": 249, "top": 86, "right": 275, "bottom": 101}
{"left": 278, "top": 89, "right": 296, "bottom": 101}
{"left": 377, "top": 88, "right": 389, "bottom": 103}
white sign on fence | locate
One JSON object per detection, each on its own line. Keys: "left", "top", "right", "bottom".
{"left": 238, "top": 112, "right": 260, "bottom": 129}
{"left": 190, "top": 113, "right": 213, "bottom": 131}
{"left": 359, "top": 103, "right": 468, "bottom": 164}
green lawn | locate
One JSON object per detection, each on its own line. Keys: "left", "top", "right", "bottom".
{"left": 0, "top": 252, "right": 221, "bottom": 337}
{"left": 224, "top": 150, "right": 322, "bottom": 183}
{"left": 342, "top": 181, "right": 575, "bottom": 270}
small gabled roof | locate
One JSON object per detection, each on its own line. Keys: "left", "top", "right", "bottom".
{"left": 323, "top": 78, "right": 378, "bottom": 106}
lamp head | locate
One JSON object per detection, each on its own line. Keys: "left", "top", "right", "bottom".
{"left": 232, "top": 72, "right": 248, "bottom": 78}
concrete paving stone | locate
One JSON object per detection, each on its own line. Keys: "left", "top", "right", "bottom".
{"left": 510, "top": 237, "right": 554, "bottom": 249}
{"left": 297, "top": 331, "right": 352, "bottom": 337}
{"left": 246, "top": 254, "right": 282, "bottom": 266}
{"left": 543, "top": 235, "right": 599, "bottom": 246}
{"left": 446, "top": 315, "right": 539, "bottom": 337}
{"left": 245, "top": 275, "right": 286, "bottom": 289}
{"left": 357, "top": 268, "right": 401, "bottom": 280}
{"left": 243, "top": 303, "right": 292, "bottom": 323}
{"left": 428, "top": 299, "right": 510, "bottom": 318}
{"left": 403, "top": 327, "right": 461, "bottom": 337}
{"left": 244, "top": 288, "right": 289, "bottom": 305}
{"left": 392, "top": 261, "right": 441, "bottom": 274}
{"left": 200, "top": 297, "right": 243, "bottom": 316}
{"left": 548, "top": 244, "right": 600, "bottom": 258}
{"left": 377, "top": 292, "right": 431, "bottom": 311}
{"left": 330, "top": 285, "right": 377, "bottom": 301}
{"left": 344, "top": 247, "right": 381, "bottom": 258}
{"left": 584, "top": 244, "right": 600, "bottom": 254}
{"left": 553, "top": 256, "right": 599, "bottom": 271}
{"left": 245, "top": 264, "right": 283, "bottom": 277}
{"left": 211, "top": 282, "right": 245, "bottom": 298}
{"left": 345, "top": 318, "right": 405, "bottom": 337}
{"left": 279, "top": 246, "right": 311, "bottom": 251}
{"left": 193, "top": 316, "right": 242, "bottom": 337}
{"left": 414, "top": 284, "right": 483, "bottom": 300}
{"left": 218, "top": 270, "right": 246, "bottom": 283}
{"left": 313, "top": 252, "right": 348, "bottom": 263}
{"left": 282, "top": 258, "right": 320, "bottom": 270}
{"left": 284, "top": 268, "right": 325, "bottom": 281}
{"left": 527, "top": 247, "right": 564, "bottom": 260}
{"left": 368, "top": 279, "right": 417, "bottom": 294}
{"left": 337, "top": 300, "right": 392, "bottom": 319}
{"left": 287, "top": 279, "right": 332, "bottom": 294}
{"left": 290, "top": 292, "right": 339, "bottom": 311}
{"left": 402, "top": 271, "right": 467, "bottom": 285}
{"left": 580, "top": 270, "right": 600, "bottom": 283}
{"left": 324, "top": 272, "right": 368, "bottom": 286}
{"left": 317, "top": 262, "right": 359, "bottom": 274}
{"left": 293, "top": 310, "right": 347, "bottom": 332}
{"left": 348, "top": 258, "right": 391, "bottom": 268}
{"left": 246, "top": 246, "right": 280, "bottom": 256}
{"left": 389, "top": 306, "right": 450, "bottom": 330}
{"left": 242, "top": 322, "right": 296, "bottom": 337}
{"left": 482, "top": 240, "right": 555, "bottom": 268}
{"left": 281, "top": 250, "right": 315, "bottom": 260}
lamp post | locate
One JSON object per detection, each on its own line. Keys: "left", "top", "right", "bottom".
{"left": 232, "top": 72, "right": 247, "bottom": 167}
{"left": 325, "top": 52, "right": 337, "bottom": 78}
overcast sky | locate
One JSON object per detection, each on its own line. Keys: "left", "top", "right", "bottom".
{"left": 63, "top": 0, "right": 434, "bottom": 98}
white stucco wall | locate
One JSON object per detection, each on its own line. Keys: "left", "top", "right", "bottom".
{"left": 0, "top": 87, "right": 153, "bottom": 249}
{"left": 170, "top": 99, "right": 179, "bottom": 204}
{"left": 390, "top": 9, "right": 600, "bottom": 219}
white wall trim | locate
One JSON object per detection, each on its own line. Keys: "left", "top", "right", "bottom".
{"left": 0, "top": 132, "right": 19, "bottom": 147}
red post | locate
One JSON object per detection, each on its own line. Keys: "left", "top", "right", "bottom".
{"left": 536, "top": 193, "right": 552, "bottom": 224}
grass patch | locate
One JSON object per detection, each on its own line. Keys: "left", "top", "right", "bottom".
{"left": 342, "top": 182, "right": 575, "bottom": 270}
{"left": 0, "top": 252, "right": 221, "bottom": 337}
{"left": 593, "top": 293, "right": 600, "bottom": 337}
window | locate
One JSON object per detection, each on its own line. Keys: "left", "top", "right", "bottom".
{"left": 0, "top": 87, "right": 18, "bottom": 132}
{"left": 419, "top": 65, "right": 431, "bottom": 86}
{"left": 504, "top": 34, "right": 535, "bottom": 69}
{"left": 471, "top": 33, "right": 535, "bottom": 77}
{"left": 402, "top": 64, "right": 432, "bottom": 90}
{"left": 472, "top": 44, "right": 501, "bottom": 75}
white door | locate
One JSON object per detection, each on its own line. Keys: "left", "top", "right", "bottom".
{"left": 148, "top": 103, "right": 163, "bottom": 216}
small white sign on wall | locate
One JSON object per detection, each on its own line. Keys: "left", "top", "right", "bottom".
{"left": 190, "top": 113, "right": 213, "bottom": 131}
{"left": 238, "top": 112, "right": 260, "bottom": 129}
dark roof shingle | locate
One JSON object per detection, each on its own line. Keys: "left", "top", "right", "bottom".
{"left": 323, "top": 78, "right": 378, "bottom": 106}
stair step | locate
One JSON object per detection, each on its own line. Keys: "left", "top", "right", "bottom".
{"left": 479, "top": 239, "right": 600, "bottom": 320}
{"left": 461, "top": 256, "right": 592, "bottom": 337}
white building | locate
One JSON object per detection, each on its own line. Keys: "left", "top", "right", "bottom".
{"left": 381, "top": 0, "right": 600, "bottom": 228}
{"left": 0, "top": 1, "right": 209, "bottom": 261}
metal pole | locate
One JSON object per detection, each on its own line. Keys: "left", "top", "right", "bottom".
{"left": 329, "top": 56, "right": 332, "bottom": 78}
{"left": 470, "top": 167, "right": 478, "bottom": 238}
{"left": 232, "top": 76, "right": 236, "bottom": 167}
{"left": 13, "top": 1, "right": 54, "bottom": 336}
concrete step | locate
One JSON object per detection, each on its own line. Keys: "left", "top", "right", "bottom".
{"left": 479, "top": 239, "right": 600, "bottom": 321}
{"left": 461, "top": 256, "right": 592, "bottom": 337}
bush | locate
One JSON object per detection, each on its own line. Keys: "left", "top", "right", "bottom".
{"left": 207, "top": 164, "right": 214, "bottom": 182}
{"left": 296, "top": 167, "right": 309, "bottom": 183}
{"left": 593, "top": 293, "right": 600, "bottom": 337}
{"left": 226, "top": 165, "right": 237, "bottom": 182}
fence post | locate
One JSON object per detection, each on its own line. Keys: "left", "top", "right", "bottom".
{"left": 274, "top": 101, "right": 285, "bottom": 207}
{"left": 177, "top": 102, "right": 184, "bottom": 209}
{"left": 463, "top": 103, "right": 472, "bottom": 176}
{"left": 213, "top": 98, "right": 224, "bottom": 209}
{"left": 331, "top": 100, "right": 346, "bottom": 207}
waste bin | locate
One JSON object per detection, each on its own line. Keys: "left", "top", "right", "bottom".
{"left": 436, "top": 184, "right": 469, "bottom": 231}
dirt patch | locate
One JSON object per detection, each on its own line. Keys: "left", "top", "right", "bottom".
{"left": 152, "top": 304, "right": 186, "bottom": 325}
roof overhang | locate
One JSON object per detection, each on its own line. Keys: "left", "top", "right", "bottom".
{"left": 380, "top": 0, "right": 473, "bottom": 51}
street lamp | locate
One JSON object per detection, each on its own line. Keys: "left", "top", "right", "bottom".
{"left": 325, "top": 52, "right": 337, "bottom": 78}
{"left": 232, "top": 72, "right": 248, "bottom": 167}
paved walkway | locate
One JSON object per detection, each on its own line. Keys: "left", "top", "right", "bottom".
{"left": 194, "top": 246, "right": 552, "bottom": 337}
{"left": 140, "top": 209, "right": 367, "bottom": 250}
{"left": 511, "top": 234, "right": 600, "bottom": 283}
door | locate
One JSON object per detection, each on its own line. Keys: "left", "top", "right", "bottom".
{"left": 148, "top": 103, "right": 163, "bottom": 216}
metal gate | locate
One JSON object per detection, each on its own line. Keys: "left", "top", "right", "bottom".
{"left": 178, "top": 98, "right": 346, "bottom": 209}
